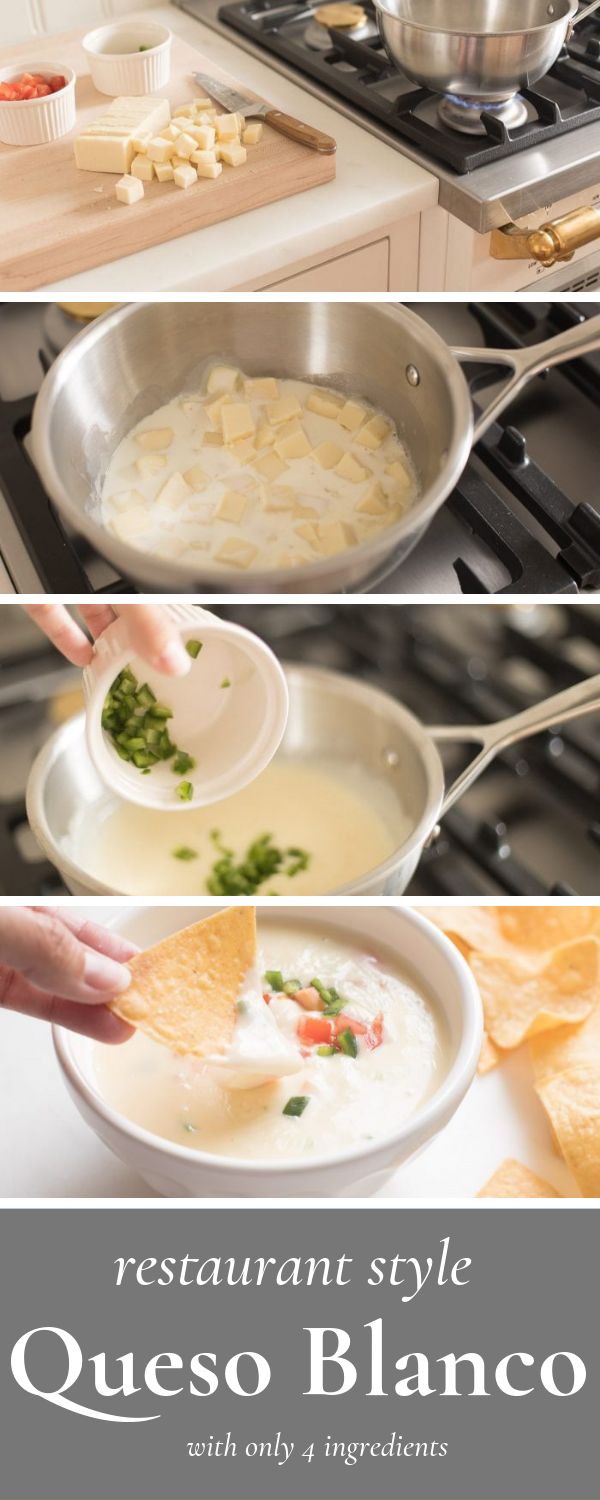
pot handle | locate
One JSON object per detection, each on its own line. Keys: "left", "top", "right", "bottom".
{"left": 429, "top": 669, "right": 600, "bottom": 820}
{"left": 572, "top": 0, "right": 600, "bottom": 26}
{"left": 451, "top": 312, "right": 600, "bottom": 444}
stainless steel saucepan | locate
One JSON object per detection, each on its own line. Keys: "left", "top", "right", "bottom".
{"left": 375, "top": 0, "right": 600, "bottom": 107}
{"left": 31, "top": 302, "right": 600, "bottom": 594}
{"left": 26, "top": 663, "right": 600, "bottom": 897}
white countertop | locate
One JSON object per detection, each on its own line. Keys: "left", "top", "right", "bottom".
{"left": 0, "top": 907, "right": 576, "bottom": 1202}
{"left": 37, "top": 3, "right": 437, "bottom": 295}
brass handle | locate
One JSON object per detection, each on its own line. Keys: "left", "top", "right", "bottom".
{"left": 264, "top": 108, "right": 337, "bottom": 154}
{"left": 491, "top": 205, "right": 600, "bottom": 265}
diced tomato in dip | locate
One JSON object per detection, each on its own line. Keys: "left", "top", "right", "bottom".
{"left": 0, "top": 72, "right": 66, "bottom": 101}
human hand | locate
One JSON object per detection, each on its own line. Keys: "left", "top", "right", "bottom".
{"left": 0, "top": 908, "right": 137, "bottom": 1042}
{"left": 23, "top": 603, "right": 192, "bottom": 676}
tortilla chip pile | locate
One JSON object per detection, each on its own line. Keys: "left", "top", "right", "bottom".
{"left": 419, "top": 906, "right": 600, "bottom": 1198}
{"left": 110, "top": 906, "right": 256, "bottom": 1058}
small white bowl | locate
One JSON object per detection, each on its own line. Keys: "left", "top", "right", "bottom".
{"left": 82, "top": 22, "right": 172, "bottom": 97}
{"left": 53, "top": 905, "right": 483, "bottom": 1198}
{"left": 0, "top": 63, "right": 76, "bottom": 146}
{"left": 82, "top": 603, "right": 289, "bottom": 812}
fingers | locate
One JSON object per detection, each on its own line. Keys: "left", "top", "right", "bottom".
{"left": 77, "top": 604, "right": 117, "bottom": 640}
{"left": 0, "top": 970, "right": 133, "bottom": 1043}
{"left": 0, "top": 908, "right": 132, "bottom": 1008}
{"left": 22, "top": 604, "right": 94, "bottom": 668}
{"left": 114, "top": 604, "right": 191, "bottom": 677}
{"left": 33, "top": 908, "right": 139, "bottom": 966}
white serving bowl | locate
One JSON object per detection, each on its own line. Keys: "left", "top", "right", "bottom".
{"left": 0, "top": 63, "right": 76, "bottom": 146}
{"left": 82, "top": 22, "right": 172, "bottom": 96}
{"left": 53, "top": 905, "right": 482, "bottom": 1198}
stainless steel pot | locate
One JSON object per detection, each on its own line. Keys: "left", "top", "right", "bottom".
{"left": 30, "top": 302, "right": 600, "bottom": 595}
{"left": 375, "top": 0, "right": 600, "bottom": 106}
{"left": 26, "top": 662, "right": 600, "bottom": 897}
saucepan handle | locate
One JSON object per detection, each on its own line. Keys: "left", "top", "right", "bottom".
{"left": 450, "top": 312, "right": 600, "bottom": 444}
{"left": 430, "top": 670, "right": 600, "bottom": 820}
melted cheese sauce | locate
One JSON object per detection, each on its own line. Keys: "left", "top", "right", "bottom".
{"left": 95, "top": 925, "right": 447, "bottom": 1162}
{"left": 101, "top": 369, "right": 418, "bottom": 572}
{"left": 65, "top": 758, "right": 409, "bottom": 895}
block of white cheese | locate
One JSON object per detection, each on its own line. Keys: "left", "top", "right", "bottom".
{"left": 74, "top": 97, "right": 171, "bottom": 174}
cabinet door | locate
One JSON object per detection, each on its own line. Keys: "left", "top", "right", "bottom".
{"left": 259, "top": 237, "right": 391, "bottom": 291}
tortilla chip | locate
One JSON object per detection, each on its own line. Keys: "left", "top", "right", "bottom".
{"left": 470, "top": 936, "right": 600, "bottom": 1050}
{"left": 496, "top": 908, "right": 600, "bottom": 950}
{"left": 416, "top": 906, "right": 503, "bottom": 956}
{"left": 478, "top": 1032, "right": 501, "bottom": 1075}
{"left": 531, "top": 1002, "right": 600, "bottom": 1196}
{"left": 110, "top": 907, "right": 256, "bottom": 1058}
{"left": 419, "top": 905, "right": 600, "bottom": 966}
{"left": 478, "top": 1159, "right": 559, "bottom": 1198}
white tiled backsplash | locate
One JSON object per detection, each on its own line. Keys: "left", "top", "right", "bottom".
{"left": 0, "top": 0, "right": 164, "bottom": 45}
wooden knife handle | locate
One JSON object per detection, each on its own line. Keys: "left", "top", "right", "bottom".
{"left": 264, "top": 109, "right": 337, "bottom": 154}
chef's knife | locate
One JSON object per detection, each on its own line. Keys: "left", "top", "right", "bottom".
{"left": 193, "top": 71, "right": 337, "bottom": 154}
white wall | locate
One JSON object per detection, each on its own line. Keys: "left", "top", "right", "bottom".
{"left": 0, "top": 0, "right": 164, "bottom": 46}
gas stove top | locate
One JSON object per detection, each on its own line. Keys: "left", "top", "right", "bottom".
{"left": 187, "top": 0, "right": 600, "bottom": 230}
{"left": 219, "top": 1, "right": 600, "bottom": 173}
{"left": 0, "top": 300, "right": 599, "bottom": 595}
{"left": 2, "top": 603, "right": 598, "bottom": 896}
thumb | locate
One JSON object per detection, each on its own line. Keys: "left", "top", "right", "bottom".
{"left": 0, "top": 909, "right": 131, "bottom": 1006}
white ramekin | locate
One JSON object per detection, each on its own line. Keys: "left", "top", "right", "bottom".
{"left": 53, "top": 906, "right": 483, "bottom": 1199}
{"left": 0, "top": 63, "right": 76, "bottom": 146}
{"left": 82, "top": 22, "right": 172, "bottom": 96}
{"left": 82, "top": 603, "right": 289, "bottom": 812}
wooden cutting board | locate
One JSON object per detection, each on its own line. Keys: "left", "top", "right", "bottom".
{"left": 0, "top": 27, "right": 336, "bottom": 290}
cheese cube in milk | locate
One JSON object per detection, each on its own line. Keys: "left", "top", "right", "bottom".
{"left": 335, "top": 452, "right": 369, "bottom": 483}
{"left": 136, "top": 453, "right": 167, "bottom": 477}
{"left": 338, "top": 399, "right": 367, "bottom": 432}
{"left": 245, "top": 377, "right": 279, "bottom": 401}
{"left": 115, "top": 174, "right": 144, "bottom": 205}
{"left": 135, "top": 427, "right": 174, "bottom": 451}
{"left": 313, "top": 440, "right": 344, "bottom": 470}
{"left": 217, "top": 490, "right": 248, "bottom": 523}
{"left": 214, "top": 537, "right": 258, "bottom": 569}
{"left": 206, "top": 365, "right": 242, "bottom": 396}
{"left": 157, "top": 473, "right": 193, "bottom": 509}
{"left": 221, "top": 403, "right": 255, "bottom": 444}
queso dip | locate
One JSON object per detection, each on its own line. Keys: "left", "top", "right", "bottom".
{"left": 95, "top": 923, "right": 447, "bottom": 1162}
{"left": 65, "top": 758, "right": 410, "bottom": 895}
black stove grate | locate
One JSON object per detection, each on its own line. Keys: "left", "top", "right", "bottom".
{"left": 219, "top": 0, "right": 600, "bottom": 172}
{"left": 0, "top": 302, "right": 599, "bottom": 593}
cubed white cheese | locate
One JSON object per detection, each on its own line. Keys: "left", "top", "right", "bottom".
{"left": 131, "top": 152, "right": 155, "bottom": 182}
{"left": 175, "top": 132, "right": 198, "bottom": 159}
{"left": 219, "top": 141, "right": 247, "bottom": 167}
{"left": 338, "top": 400, "right": 367, "bottom": 432}
{"left": 215, "top": 112, "right": 240, "bottom": 140}
{"left": 217, "top": 490, "right": 248, "bottom": 523}
{"left": 135, "top": 427, "right": 174, "bottom": 451}
{"left": 136, "top": 453, "right": 167, "bottom": 477}
{"left": 146, "top": 136, "right": 175, "bottom": 163}
{"left": 213, "top": 537, "right": 258, "bottom": 569}
{"left": 206, "top": 365, "right": 242, "bottom": 396}
{"left": 173, "top": 162, "right": 198, "bottom": 189}
{"left": 196, "top": 160, "right": 222, "bottom": 180}
{"left": 221, "top": 403, "right": 255, "bottom": 444}
{"left": 115, "top": 173, "right": 144, "bottom": 205}
{"left": 334, "top": 452, "right": 369, "bottom": 483}
{"left": 242, "top": 122, "right": 263, "bottom": 145}
{"left": 156, "top": 472, "right": 193, "bottom": 509}
{"left": 154, "top": 161, "right": 174, "bottom": 183}
{"left": 313, "top": 440, "right": 344, "bottom": 470}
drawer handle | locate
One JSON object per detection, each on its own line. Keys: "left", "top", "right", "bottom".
{"left": 490, "top": 205, "right": 600, "bottom": 266}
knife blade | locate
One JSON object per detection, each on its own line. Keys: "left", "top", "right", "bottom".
{"left": 193, "top": 71, "right": 337, "bottom": 154}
